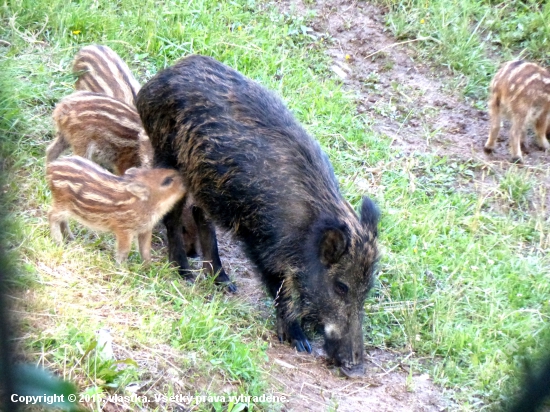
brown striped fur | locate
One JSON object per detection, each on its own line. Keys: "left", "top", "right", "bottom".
{"left": 485, "top": 60, "right": 550, "bottom": 162}
{"left": 71, "top": 46, "right": 199, "bottom": 257}
{"left": 46, "top": 91, "right": 153, "bottom": 174}
{"left": 46, "top": 156, "right": 186, "bottom": 264}
{"left": 73, "top": 45, "right": 141, "bottom": 107}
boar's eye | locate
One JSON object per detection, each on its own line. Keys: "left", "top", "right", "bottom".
{"left": 161, "top": 176, "right": 174, "bottom": 186}
{"left": 334, "top": 281, "right": 349, "bottom": 297}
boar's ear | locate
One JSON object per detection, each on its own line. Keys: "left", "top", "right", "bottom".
{"left": 127, "top": 182, "right": 150, "bottom": 201}
{"left": 360, "top": 197, "right": 380, "bottom": 234}
{"left": 319, "top": 227, "right": 348, "bottom": 266}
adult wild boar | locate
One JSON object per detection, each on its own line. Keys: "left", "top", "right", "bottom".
{"left": 136, "top": 55, "right": 379, "bottom": 376}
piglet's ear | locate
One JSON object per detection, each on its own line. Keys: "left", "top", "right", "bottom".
{"left": 127, "top": 182, "right": 150, "bottom": 201}
{"left": 319, "top": 227, "right": 348, "bottom": 266}
{"left": 360, "top": 197, "right": 380, "bottom": 235}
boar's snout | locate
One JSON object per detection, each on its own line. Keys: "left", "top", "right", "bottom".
{"left": 323, "top": 317, "right": 365, "bottom": 378}
{"left": 340, "top": 364, "right": 365, "bottom": 378}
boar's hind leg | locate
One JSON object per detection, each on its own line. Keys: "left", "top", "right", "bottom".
{"left": 163, "top": 197, "right": 194, "bottom": 280}
{"left": 267, "top": 277, "right": 312, "bottom": 353}
{"left": 191, "top": 206, "right": 236, "bottom": 293}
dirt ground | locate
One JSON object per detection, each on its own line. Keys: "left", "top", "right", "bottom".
{"left": 215, "top": 0, "right": 550, "bottom": 411}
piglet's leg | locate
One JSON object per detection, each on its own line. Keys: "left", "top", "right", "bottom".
{"left": 137, "top": 230, "right": 153, "bottom": 265}
{"left": 48, "top": 209, "right": 66, "bottom": 244}
{"left": 535, "top": 112, "right": 550, "bottom": 151}
{"left": 45, "top": 131, "right": 70, "bottom": 163}
{"left": 115, "top": 230, "right": 133, "bottom": 264}
{"left": 60, "top": 221, "right": 74, "bottom": 241}
{"left": 510, "top": 117, "right": 526, "bottom": 163}
{"left": 484, "top": 94, "right": 501, "bottom": 154}
{"left": 192, "top": 206, "right": 236, "bottom": 292}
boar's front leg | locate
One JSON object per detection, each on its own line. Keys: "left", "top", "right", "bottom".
{"left": 267, "top": 275, "right": 312, "bottom": 353}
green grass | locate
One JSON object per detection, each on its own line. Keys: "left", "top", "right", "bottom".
{"left": 2, "top": 0, "right": 550, "bottom": 410}
{"left": 373, "top": 154, "right": 550, "bottom": 406}
{"left": 498, "top": 166, "right": 535, "bottom": 207}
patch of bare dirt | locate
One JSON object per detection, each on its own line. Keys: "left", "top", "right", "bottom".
{"left": 265, "top": 346, "right": 447, "bottom": 412}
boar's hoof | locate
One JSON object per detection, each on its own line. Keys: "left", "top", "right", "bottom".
{"left": 222, "top": 281, "right": 237, "bottom": 293}
{"left": 292, "top": 337, "right": 312, "bottom": 353}
{"left": 214, "top": 270, "right": 237, "bottom": 293}
{"left": 277, "top": 318, "right": 312, "bottom": 353}
{"left": 226, "top": 282, "right": 237, "bottom": 293}
{"left": 178, "top": 268, "right": 197, "bottom": 283}
{"left": 340, "top": 364, "right": 365, "bottom": 379}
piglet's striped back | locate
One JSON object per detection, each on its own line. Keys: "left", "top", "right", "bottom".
{"left": 47, "top": 91, "right": 153, "bottom": 174}
{"left": 73, "top": 45, "right": 141, "bottom": 107}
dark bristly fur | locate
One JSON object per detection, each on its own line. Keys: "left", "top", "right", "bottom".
{"left": 73, "top": 45, "right": 141, "bottom": 107}
{"left": 46, "top": 91, "right": 153, "bottom": 174}
{"left": 485, "top": 60, "right": 550, "bottom": 163}
{"left": 136, "top": 54, "right": 379, "bottom": 376}
{"left": 46, "top": 156, "right": 186, "bottom": 264}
